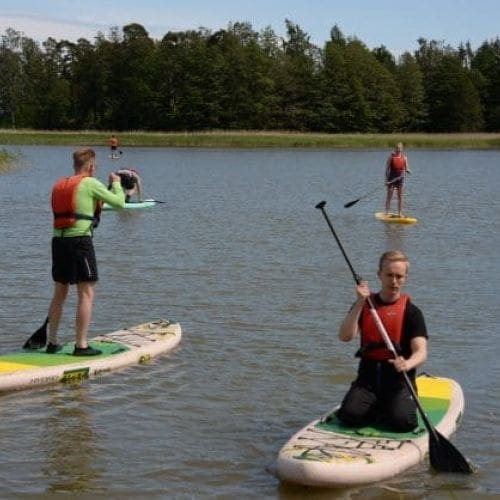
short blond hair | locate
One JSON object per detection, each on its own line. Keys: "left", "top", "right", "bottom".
{"left": 73, "top": 148, "right": 95, "bottom": 172}
{"left": 378, "top": 250, "right": 409, "bottom": 272}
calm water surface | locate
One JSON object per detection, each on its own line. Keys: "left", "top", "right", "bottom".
{"left": 0, "top": 146, "right": 498, "bottom": 498}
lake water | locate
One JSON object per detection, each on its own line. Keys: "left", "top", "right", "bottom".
{"left": 0, "top": 145, "right": 499, "bottom": 498}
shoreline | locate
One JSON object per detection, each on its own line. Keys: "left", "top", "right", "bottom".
{"left": 1, "top": 129, "right": 500, "bottom": 149}
{"left": 0, "top": 148, "right": 16, "bottom": 173}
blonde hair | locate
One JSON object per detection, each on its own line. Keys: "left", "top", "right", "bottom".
{"left": 73, "top": 148, "right": 95, "bottom": 172}
{"left": 378, "top": 250, "right": 409, "bottom": 272}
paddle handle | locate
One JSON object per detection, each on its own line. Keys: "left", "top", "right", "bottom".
{"left": 316, "top": 202, "right": 362, "bottom": 283}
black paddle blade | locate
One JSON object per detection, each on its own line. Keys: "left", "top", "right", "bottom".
{"left": 315, "top": 200, "right": 326, "bottom": 209}
{"left": 344, "top": 199, "right": 359, "bottom": 208}
{"left": 23, "top": 317, "right": 48, "bottom": 349}
{"left": 429, "top": 429, "right": 474, "bottom": 474}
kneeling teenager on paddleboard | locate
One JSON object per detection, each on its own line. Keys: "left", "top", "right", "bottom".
{"left": 336, "top": 250, "right": 428, "bottom": 432}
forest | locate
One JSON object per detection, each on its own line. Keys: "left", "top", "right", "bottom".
{"left": 1, "top": 20, "right": 499, "bottom": 133}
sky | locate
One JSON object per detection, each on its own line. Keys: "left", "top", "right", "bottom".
{"left": 1, "top": 0, "right": 499, "bottom": 55}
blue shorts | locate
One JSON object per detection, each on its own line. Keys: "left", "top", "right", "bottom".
{"left": 51, "top": 236, "right": 98, "bottom": 284}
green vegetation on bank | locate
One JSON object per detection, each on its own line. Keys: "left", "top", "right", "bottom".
{"left": 0, "top": 148, "right": 16, "bottom": 173}
{"left": 1, "top": 23, "right": 500, "bottom": 134}
{"left": 1, "top": 130, "right": 500, "bottom": 149}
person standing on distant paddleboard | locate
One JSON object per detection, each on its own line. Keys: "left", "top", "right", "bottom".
{"left": 47, "top": 148, "right": 125, "bottom": 356}
{"left": 335, "top": 250, "right": 428, "bottom": 431}
{"left": 109, "top": 134, "right": 120, "bottom": 159}
{"left": 385, "top": 142, "right": 411, "bottom": 217}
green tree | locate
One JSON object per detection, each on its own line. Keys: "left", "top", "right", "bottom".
{"left": 155, "top": 29, "right": 214, "bottom": 129}
{"left": 17, "top": 36, "right": 46, "bottom": 127}
{"left": 37, "top": 37, "right": 71, "bottom": 128}
{"left": 322, "top": 30, "right": 403, "bottom": 132}
{"left": 426, "top": 54, "right": 483, "bottom": 131}
{"left": 472, "top": 38, "right": 500, "bottom": 131}
{"left": 206, "top": 22, "right": 278, "bottom": 129}
{"left": 373, "top": 45, "right": 397, "bottom": 73}
{"left": 69, "top": 38, "right": 107, "bottom": 128}
{"left": 395, "top": 52, "right": 427, "bottom": 131}
{"left": 0, "top": 28, "right": 23, "bottom": 127}
{"left": 274, "top": 19, "right": 321, "bottom": 130}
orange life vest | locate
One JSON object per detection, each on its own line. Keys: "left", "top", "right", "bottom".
{"left": 358, "top": 294, "right": 409, "bottom": 361}
{"left": 390, "top": 154, "right": 406, "bottom": 172}
{"left": 110, "top": 137, "right": 118, "bottom": 147}
{"left": 52, "top": 175, "right": 100, "bottom": 229}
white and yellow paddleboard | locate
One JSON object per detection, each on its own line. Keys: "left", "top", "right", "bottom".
{"left": 276, "top": 374, "right": 465, "bottom": 488}
{"left": 0, "top": 319, "right": 181, "bottom": 393}
{"left": 375, "top": 212, "right": 417, "bottom": 224}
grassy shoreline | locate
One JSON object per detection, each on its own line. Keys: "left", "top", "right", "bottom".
{"left": 0, "top": 148, "right": 17, "bottom": 173}
{"left": 1, "top": 129, "right": 500, "bottom": 149}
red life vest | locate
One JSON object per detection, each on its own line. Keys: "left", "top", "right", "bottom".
{"left": 358, "top": 294, "right": 409, "bottom": 361}
{"left": 390, "top": 154, "right": 406, "bottom": 172}
{"left": 52, "top": 175, "right": 101, "bottom": 229}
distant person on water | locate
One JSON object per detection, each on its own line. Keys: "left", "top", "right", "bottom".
{"left": 116, "top": 168, "right": 143, "bottom": 202}
{"left": 335, "top": 250, "right": 428, "bottom": 432}
{"left": 109, "top": 134, "right": 120, "bottom": 159}
{"left": 385, "top": 142, "right": 411, "bottom": 217}
{"left": 47, "top": 148, "right": 125, "bottom": 356}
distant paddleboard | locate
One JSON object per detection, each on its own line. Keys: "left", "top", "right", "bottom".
{"left": 375, "top": 212, "right": 417, "bottom": 224}
{"left": 103, "top": 199, "right": 159, "bottom": 210}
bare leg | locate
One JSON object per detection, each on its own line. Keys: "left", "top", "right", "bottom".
{"left": 385, "top": 187, "right": 394, "bottom": 214}
{"left": 397, "top": 187, "right": 404, "bottom": 216}
{"left": 48, "top": 282, "right": 70, "bottom": 345}
{"left": 75, "top": 281, "right": 96, "bottom": 348}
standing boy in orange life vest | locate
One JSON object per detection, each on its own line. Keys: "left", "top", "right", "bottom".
{"left": 335, "top": 250, "right": 428, "bottom": 432}
{"left": 385, "top": 142, "right": 412, "bottom": 216}
{"left": 109, "top": 134, "right": 119, "bottom": 158}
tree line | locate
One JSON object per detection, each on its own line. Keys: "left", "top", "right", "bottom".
{"left": 1, "top": 21, "right": 499, "bottom": 132}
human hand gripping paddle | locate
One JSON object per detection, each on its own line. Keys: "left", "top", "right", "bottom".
{"left": 344, "top": 175, "right": 404, "bottom": 208}
{"left": 315, "top": 200, "right": 473, "bottom": 474}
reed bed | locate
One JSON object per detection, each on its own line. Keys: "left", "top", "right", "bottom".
{"left": 0, "top": 149, "right": 17, "bottom": 173}
{"left": 1, "top": 129, "right": 500, "bottom": 149}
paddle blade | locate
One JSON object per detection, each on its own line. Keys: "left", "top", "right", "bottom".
{"left": 344, "top": 199, "right": 359, "bottom": 208}
{"left": 429, "top": 429, "right": 474, "bottom": 474}
{"left": 23, "top": 317, "right": 48, "bottom": 349}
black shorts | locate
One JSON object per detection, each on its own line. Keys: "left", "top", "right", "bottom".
{"left": 387, "top": 170, "right": 404, "bottom": 188}
{"left": 52, "top": 236, "right": 98, "bottom": 284}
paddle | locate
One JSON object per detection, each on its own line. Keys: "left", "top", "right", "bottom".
{"left": 315, "top": 200, "right": 473, "bottom": 474}
{"left": 122, "top": 199, "right": 166, "bottom": 205}
{"left": 344, "top": 175, "right": 403, "bottom": 208}
{"left": 23, "top": 316, "right": 48, "bottom": 349}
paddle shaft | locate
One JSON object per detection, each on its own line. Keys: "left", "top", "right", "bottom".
{"left": 344, "top": 174, "right": 404, "bottom": 208}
